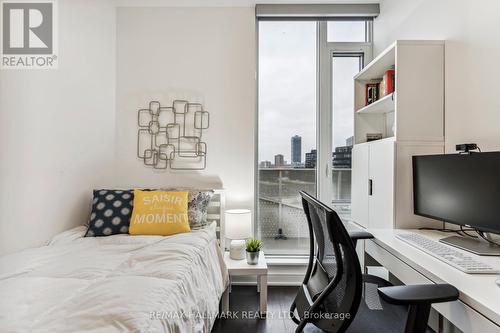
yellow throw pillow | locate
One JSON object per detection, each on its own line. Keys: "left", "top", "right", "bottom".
{"left": 129, "top": 190, "right": 190, "bottom": 236}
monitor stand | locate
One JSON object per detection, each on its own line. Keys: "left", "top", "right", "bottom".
{"left": 440, "top": 236, "right": 500, "bottom": 256}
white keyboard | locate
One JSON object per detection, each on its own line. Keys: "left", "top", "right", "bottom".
{"left": 396, "top": 233, "right": 499, "bottom": 274}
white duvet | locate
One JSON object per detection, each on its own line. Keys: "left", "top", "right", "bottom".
{"left": 0, "top": 223, "right": 228, "bottom": 333}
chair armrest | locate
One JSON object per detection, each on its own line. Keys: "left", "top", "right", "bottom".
{"left": 378, "top": 284, "right": 459, "bottom": 305}
{"left": 348, "top": 230, "right": 374, "bottom": 247}
{"left": 378, "top": 284, "right": 459, "bottom": 333}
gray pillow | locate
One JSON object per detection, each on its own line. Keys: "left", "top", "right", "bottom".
{"left": 160, "top": 188, "right": 214, "bottom": 229}
{"left": 187, "top": 190, "right": 214, "bottom": 229}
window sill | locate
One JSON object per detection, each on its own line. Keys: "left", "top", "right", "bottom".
{"left": 265, "top": 255, "right": 309, "bottom": 266}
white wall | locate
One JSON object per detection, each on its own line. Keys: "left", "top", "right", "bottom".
{"left": 0, "top": 3, "right": 256, "bottom": 255}
{"left": 0, "top": 0, "right": 116, "bottom": 254}
{"left": 115, "top": 7, "right": 256, "bottom": 211}
{"left": 374, "top": 0, "right": 500, "bottom": 152}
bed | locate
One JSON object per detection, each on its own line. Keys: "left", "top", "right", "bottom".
{"left": 0, "top": 192, "right": 228, "bottom": 333}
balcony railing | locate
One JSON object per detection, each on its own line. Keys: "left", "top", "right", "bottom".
{"left": 257, "top": 167, "right": 351, "bottom": 255}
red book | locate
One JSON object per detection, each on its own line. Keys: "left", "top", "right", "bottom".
{"left": 382, "top": 69, "right": 395, "bottom": 96}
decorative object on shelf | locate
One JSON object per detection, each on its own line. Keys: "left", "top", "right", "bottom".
{"left": 366, "top": 133, "right": 383, "bottom": 142}
{"left": 225, "top": 209, "right": 252, "bottom": 260}
{"left": 245, "top": 238, "right": 262, "bottom": 265}
{"left": 137, "top": 100, "right": 210, "bottom": 170}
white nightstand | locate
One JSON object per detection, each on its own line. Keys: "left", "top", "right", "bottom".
{"left": 222, "top": 251, "right": 268, "bottom": 314}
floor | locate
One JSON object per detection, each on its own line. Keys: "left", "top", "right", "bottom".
{"left": 211, "top": 286, "right": 322, "bottom": 333}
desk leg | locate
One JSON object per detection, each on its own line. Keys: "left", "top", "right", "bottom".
{"left": 222, "top": 287, "right": 229, "bottom": 313}
{"left": 259, "top": 274, "right": 267, "bottom": 315}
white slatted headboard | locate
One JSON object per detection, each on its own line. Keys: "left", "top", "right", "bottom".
{"left": 207, "top": 189, "right": 225, "bottom": 252}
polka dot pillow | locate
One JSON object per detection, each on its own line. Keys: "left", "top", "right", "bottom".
{"left": 85, "top": 189, "right": 133, "bottom": 237}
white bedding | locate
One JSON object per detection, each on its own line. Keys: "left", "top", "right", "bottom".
{"left": 0, "top": 223, "right": 228, "bottom": 333}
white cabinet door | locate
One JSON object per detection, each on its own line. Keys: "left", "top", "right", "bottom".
{"left": 351, "top": 144, "right": 369, "bottom": 227}
{"left": 368, "top": 139, "right": 395, "bottom": 229}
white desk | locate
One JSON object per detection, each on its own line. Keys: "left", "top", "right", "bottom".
{"left": 363, "top": 228, "right": 500, "bottom": 333}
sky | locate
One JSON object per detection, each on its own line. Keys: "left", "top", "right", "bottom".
{"left": 258, "top": 21, "right": 361, "bottom": 163}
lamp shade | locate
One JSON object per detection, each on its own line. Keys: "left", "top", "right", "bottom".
{"left": 225, "top": 209, "right": 252, "bottom": 239}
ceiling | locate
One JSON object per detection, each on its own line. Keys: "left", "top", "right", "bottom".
{"left": 115, "top": 0, "right": 380, "bottom": 7}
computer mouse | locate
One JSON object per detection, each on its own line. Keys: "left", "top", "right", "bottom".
{"left": 496, "top": 278, "right": 500, "bottom": 287}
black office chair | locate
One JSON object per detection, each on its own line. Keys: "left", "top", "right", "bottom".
{"left": 290, "top": 191, "right": 459, "bottom": 333}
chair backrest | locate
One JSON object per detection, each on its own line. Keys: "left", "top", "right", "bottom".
{"left": 296, "top": 191, "right": 363, "bottom": 333}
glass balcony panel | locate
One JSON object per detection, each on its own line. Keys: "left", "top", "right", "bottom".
{"left": 258, "top": 169, "right": 315, "bottom": 255}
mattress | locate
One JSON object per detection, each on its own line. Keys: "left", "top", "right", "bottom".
{"left": 0, "top": 223, "right": 228, "bottom": 333}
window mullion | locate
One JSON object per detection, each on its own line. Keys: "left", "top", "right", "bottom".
{"left": 317, "top": 21, "right": 333, "bottom": 204}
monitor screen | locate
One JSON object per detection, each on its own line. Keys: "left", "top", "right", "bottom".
{"left": 413, "top": 152, "right": 500, "bottom": 234}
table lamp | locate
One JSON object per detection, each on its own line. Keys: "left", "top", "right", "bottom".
{"left": 225, "top": 209, "right": 252, "bottom": 260}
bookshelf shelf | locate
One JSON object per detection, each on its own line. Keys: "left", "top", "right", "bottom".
{"left": 356, "top": 93, "right": 394, "bottom": 115}
{"left": 354, "top": 42, "right": 395, "bottom": 81}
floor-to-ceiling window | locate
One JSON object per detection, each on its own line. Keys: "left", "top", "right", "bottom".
{"left": 258, "top": 21, "right": 317, "bottom": 255}
{"left": 257, "top": 15, "right": 373, "bottom": 256}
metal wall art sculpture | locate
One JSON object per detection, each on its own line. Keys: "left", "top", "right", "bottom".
{"left": 137, "top": 100, "right": 209, "bottom": 170}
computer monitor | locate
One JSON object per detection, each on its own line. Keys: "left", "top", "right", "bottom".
{"left": 412, "top": 152, "right": 500, "bottom": 255}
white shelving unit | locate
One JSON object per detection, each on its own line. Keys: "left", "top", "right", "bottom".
{"left": 351, "top": 40, "right": 445, "bottom": 230}
{"left": 354, "top": 40, "right": 445, "bottom": 144}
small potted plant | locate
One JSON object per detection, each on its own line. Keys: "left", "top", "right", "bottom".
{"left": 245, "top": 238, "right": 262, "bottom": 265}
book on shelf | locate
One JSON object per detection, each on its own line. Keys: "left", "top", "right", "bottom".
{"left": 364, "top": 67, "right": 396, "bottom": 106}
{"left": 365, "top": 83, "right": 379, "bottom": 105}
{"left": 380, "top": 69, "right": 395, "bottom": 97}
